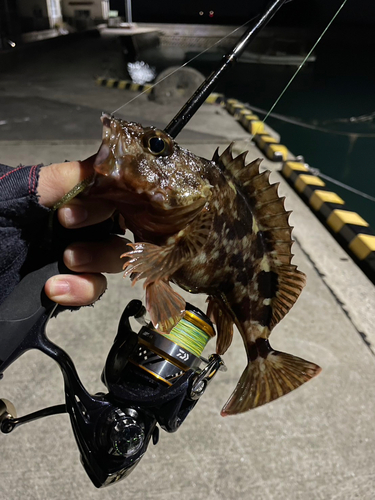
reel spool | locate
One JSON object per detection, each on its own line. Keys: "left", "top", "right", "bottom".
{"left": 128, "top": 303, "right": 216, "bottom": 387}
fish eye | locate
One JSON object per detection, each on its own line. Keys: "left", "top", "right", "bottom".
{"left": 143, "top": 128, "right": 173, "bottom": 156}
{"left": 148, "top": 136, "right": 166, "bottom": 154}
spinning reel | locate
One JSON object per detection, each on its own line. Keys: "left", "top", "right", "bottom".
{"left": 0, "top": 262, "right": 225, "bottom": 487}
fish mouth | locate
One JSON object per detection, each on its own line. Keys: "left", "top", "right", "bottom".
{"left": 101, "top": 112, "right": 112, "bottom": 130}
{"left": 94, "top": 143, "right": 110, "bottom": 166}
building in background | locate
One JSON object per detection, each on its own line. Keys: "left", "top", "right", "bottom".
{"left": 17, "top": 0, "right": 62, "bottom": 32}
{"left": 60, "top": 0, "right": 109, "bottom": 30}
{"left": 0, "top": 0, "right": 109, "bottom": 46}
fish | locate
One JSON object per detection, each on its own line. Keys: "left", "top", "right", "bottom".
{"left": 85, "top": 114, "right": 321, "bottom": 416}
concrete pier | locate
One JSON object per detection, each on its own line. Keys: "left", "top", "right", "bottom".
{"left": 1, "top": 35, "right": 375, "bottom": 500}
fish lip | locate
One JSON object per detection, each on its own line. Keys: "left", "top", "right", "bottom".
{"left": 101, "top": 112, "right": 112, "bottom": 128}
{"left": 94, "top": 143, "right": 110, "bottom": 167}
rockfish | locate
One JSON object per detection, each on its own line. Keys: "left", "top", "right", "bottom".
{"left": 87, "top": 114, "right": 321, "bottom": 416}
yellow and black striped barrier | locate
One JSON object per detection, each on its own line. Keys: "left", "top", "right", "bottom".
{"left": 222, "top": 98, "right": 288, "bottom": 161}
{"left": 205, "top": 92, "right": 226, "bottom": 106}
{"left": 252, "top": 133, "right": 288, "bottom": 162}
{"left": 96, "top": 78, "right": 229, "bottom": 106}
{"left": 96, "top": 77, "right": 153, "bottom": 93}
{"left": 237, "top": 109, "right": 265, "bottom": 136}
{"left": 282, "top": 159, "right": 375, "bottom": 283}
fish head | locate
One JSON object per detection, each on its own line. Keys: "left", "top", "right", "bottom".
{"left": 94, "top": 114, "right": 212, "bottom": 210}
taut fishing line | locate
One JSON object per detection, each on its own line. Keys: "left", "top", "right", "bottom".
{"left": 111, "top": 16, "right": 258, "bottom": 115}
{"left": 262, "top": 0, "right": 350, "bottom": 125}
{"left": 306, "top": 167, "right": 375, "bottom": 203}
{"left": 112, "top": 1, "right": 349, "bottom": 122}
{"left": 244, "top": 104, "right": 375, "bottom": 139}
{"left": 255, "top": 0, "right": 375, "bottom": 205}
{"left": 257, "top": 0, "right": 375, "bottom": 205}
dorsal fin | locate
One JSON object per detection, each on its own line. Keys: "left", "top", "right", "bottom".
{"left": 214, "top": 144, "right": 306, "bottom": 328}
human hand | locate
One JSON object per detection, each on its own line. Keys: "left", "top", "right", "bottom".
{"left": 38, "top": 156, "right": 129, "bottom": 307}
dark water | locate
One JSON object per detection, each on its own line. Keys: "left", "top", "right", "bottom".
{"left": 188, "top": 56, "right": 375, "bottom": 230}
{"left": 136, "top": 31, "right": 375, "bottom": 229}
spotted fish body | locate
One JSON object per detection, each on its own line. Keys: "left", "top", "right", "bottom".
{"left": 87, "top": 114, "right": 321, "bottom": 416}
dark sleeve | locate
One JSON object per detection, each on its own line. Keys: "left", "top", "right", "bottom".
{"left": 0, "top": 163, "right": 51, "bottom": 305}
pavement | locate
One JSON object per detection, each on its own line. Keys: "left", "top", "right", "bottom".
{"left": 1, "top": 35, "right": 375, "bottom": 500}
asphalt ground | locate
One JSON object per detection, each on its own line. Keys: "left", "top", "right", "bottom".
{"left": 1, "top": 35, "right": 375, "bottom": 500}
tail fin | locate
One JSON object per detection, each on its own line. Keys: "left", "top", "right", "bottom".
{"left": 221, "top": 350, "right": 321, "bottom": 416}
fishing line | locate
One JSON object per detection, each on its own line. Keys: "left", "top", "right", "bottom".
{"left": 255, "top": 0, "right": 375, "bottom": 205}
{"left": 243, "top": 103, "right": 375, "bottom": 138}
{"left": 262, "top": 0, "right": 349, "bottom": 125}
{"left": 111, "top": 16, "right": 258, "bottom": 115}
{"left": 306, "top": 166, "right": 375, "bottom": 203}
{"left": 160, "top": 317, "right": 211, "bottom": 358}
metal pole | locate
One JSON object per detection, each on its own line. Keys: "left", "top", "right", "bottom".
{"left": 164, "top": 0, "right": 288, "bottom": 139}
{"left": 124, "top": 0, "right": 132, "bottom": 23}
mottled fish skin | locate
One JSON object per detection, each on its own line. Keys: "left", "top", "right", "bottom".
{"left": 86, "top": 114, "right": 321, "bottom": 416}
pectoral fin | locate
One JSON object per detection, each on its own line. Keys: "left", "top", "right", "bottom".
{"left": 122, "top": 242, "right": 183, "bottom": 285}
{"left": 122, "top": 208, "right": 213, "bottom": 286}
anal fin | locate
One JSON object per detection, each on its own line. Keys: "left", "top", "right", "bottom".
{"left": 221, "top": 349, "right": 321, "bottom": 416}
{"left": 207, "top": 296, "right": 234, "bottom": 355}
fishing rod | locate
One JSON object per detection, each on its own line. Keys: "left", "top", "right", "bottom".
{"left": 165, "top": 0, "right": 289, "bottom": 138}
{"left": 0, "top": 0, "right": 289, "bottom": 488}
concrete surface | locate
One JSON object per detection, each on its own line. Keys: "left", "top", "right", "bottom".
{"left": 1, "top": 36, "right": 375, "bottom": 500}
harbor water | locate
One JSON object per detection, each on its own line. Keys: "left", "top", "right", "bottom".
{"left": 135, "top": 29, "right": 375, "bottom": 230}
{"left": 190, "top": 52, "right": 375, "bottom": 230}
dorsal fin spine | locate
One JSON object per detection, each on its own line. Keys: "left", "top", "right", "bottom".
{"left": 216, "top": 145, "right": 307, "bottom": 328}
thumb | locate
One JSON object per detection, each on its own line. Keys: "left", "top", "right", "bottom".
{"left": 37, "top": 155, "right": 97, "bottom": 208}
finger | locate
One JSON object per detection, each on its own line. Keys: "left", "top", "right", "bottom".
{"left": 38, "top": 156, "right": 96, "bottom": 208}
{"left": 45, "top": 273, "right": 107, "bottom": 306}
{"left": 63, "top": 236, "right": 130, "bottom": 274}
{"left": 58, "top": 198, "right": 116, "bottom": 228}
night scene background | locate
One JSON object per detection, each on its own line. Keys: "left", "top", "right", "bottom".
{"left": 1, "top": 2, "right": 375, "bottom": 499}
{"left": 1, "top": 0, "right": 375, "bottom": 227}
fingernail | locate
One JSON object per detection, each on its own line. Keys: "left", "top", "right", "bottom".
{"left": 64, "top": 246, "right": 93, "bottom": 267}
{"left": 60, "top": 206, "right": 88, "bottom": 227}
{"left": 49, "top": 278, "right": 70, "bottom": 297}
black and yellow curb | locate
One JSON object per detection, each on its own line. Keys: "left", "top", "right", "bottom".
{"left": 283, "top": 159, "right": 375, "bottom": 283}
{"left": 223, "top": 97, "right": 289, "bottom": 161}
{"left": 210, "top": 96, "right": 288, "bottom": 160}
{"left": 205, "top": 92, "right": 227, "bottom": 106}
{"left": 96, "top": 77, "right": 153, "bottom": 93}
{"left": 252, "top": 133, "right": 288, "bottom": 162}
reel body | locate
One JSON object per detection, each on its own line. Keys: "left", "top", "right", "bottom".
{"left": 0, "top": 276, "right": 225, "bottom": 487}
